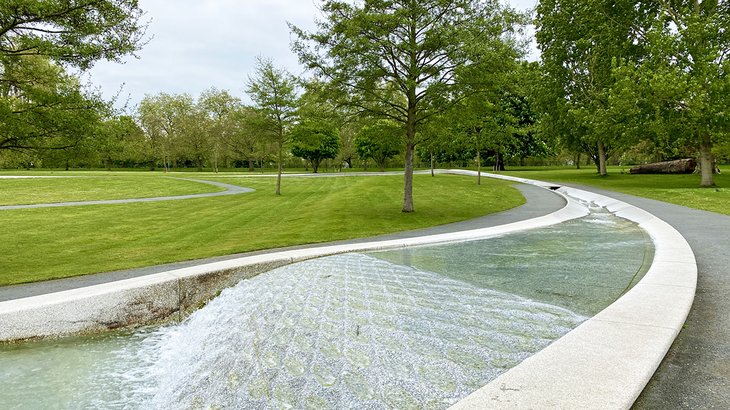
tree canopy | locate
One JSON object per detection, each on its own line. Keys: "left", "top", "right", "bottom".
{"left": 291, "top": 120, "right": 340, "bottom": 173}
{"left": 292, "top": 0, "right": 524, "bottom": 211}
{"left": 0, "top": 0, "right": 146, "bottom": 69}
{"left": 0, "top": 0, "right": 146, "bottom": 153}
{"left": 246, "top": 57, "right": 299, "bottom": 195}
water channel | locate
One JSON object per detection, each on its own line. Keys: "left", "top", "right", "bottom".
{"left": 0, "top": 207, "right": 653, "bottom": 409}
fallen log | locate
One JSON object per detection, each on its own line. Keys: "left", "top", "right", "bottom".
{"left": 630, "top": 158, "right": 697, "bottom": 174}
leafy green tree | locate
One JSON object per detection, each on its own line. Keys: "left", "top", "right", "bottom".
{"left": 0, "top": 0, "right": 145, "bottom": 69}
{"left": 246, "top": 57, "right": 298, "bottom": 195}
{"left": 416, "top": 115, "right": 452, "bottom": 176}
{"left": 0, "top": 55, "right": 104, "bottom": 152}
{"left": 0, "top": 0, "right": 146, "bottom": 152}
{"left": 225, "top": 106, "right": 266, "bottom": 172}
{"left": 176, "top": 104, "right": 211, "bottom": 171}
{"left": 292, "top": 0, "right": 523, "bottom": 212}
{"left": 536, "top": 0, "right": 647, "bottom": 176}
{"left": 138, "top": 93, "right": 195, "bottom": 172}
{"left": 298, "top": 78, "right": 360, "bottom": 171}
{"left": 114, "top": 116, "right": 150, "bottom": 168}
{"left": 624, "top": 0, "right": 729, "bottom": 186}
{"left": 355, "top": 120, "right": 402, "bottom": 172}
{"left": 94, "top": 116, "right": 141, "bottom": 169}
{"left": 291, "top": 121, "right": 340, "bottom": 173}
{"left": 200, "top": 88, "right": 240, "bottom": 172}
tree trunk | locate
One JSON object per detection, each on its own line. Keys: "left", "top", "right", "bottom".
{"left": 493, "top": 151, "right": 505, "bottom": 171}
{"left": 597, "top": 140, "right": 608, "bottom": 176}
{"left": 402, "top": 90, "right": 418, "bottom": 213}
{"left": 312, "top": 159, "right": 320, "bottom": 173}
{"left": 698, "top": 135, "right": 715, "bottom": 187}
{"left": 248, "top": 157, "right": 255, "bottom": 172}
{"left": 630, "top": 159, "right": 696, "bottom": 174}
{"left": 430, "top": 151, "right": 435, "bottom": 177}
{"left": 276, "top": 145, "right": 283, "bottom": 196}
{"left": 475, "top": 130, "right": 481, "bottom": 185}
{"left": 476, "top": 148, "right": 481, "bottom": 186}
{"left": 575, "top": 152, "right": 581, "bottom": 170}
{"left": 403, "top": 142, "right": 415, "bottom": 212}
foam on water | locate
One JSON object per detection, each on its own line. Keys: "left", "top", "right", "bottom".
{"left": 97, "top": 254, "right": 586, "bottom": 409}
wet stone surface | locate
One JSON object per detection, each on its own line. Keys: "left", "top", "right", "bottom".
{"left": 122, "top": 253, "right": 586, "bottom": 409}
{"left": 375, "top": 209, "right": 653, "bottom": 316}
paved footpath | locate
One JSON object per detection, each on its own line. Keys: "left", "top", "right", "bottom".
{"left": 0, "top": 178, "right": 253, "bottom": 211}
{"left": 561, "top": 185, "right": 730, "bottom": 409}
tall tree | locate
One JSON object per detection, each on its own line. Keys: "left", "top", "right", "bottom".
{"left": 298, "top": 78, "right": 359, "bottom": 171}
{"left": 631, "top": 0, "right": 729, "bottom": 186}
{"left": 536, "top": 0, "right": 646, "bottom": 176}
{"left": 200, "top": 88, "right": 240, "bottom": 173}
{"left": 246, "top": 57, "right": 298, "bottom": 195}
{"left": 292, "top": 0, "right": 523, "bottom": 212}
{"left": 138, "top": 93, "right": 197, "bottom": 172}
{"left": 95, "top": 115, "right": 137, "bottom": 170}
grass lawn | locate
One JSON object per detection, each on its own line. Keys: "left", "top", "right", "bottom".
{"left": 496, "top": 166, "right": 730, "bottom": 216}
{"left": 0, "top": 175, "right": 223, "bottom": 206}
{"left": 0, "top": 173, "right": 524, "bottom": 286}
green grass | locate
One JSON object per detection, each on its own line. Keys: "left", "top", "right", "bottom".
{"left": 496, "top": 166, "right": 730, "bottom": 215}
{"left": 0, "top": 175, "right": 223, "bottom": 205}
{"left": 0, "top": 174, "right": 524, "bottom": 286}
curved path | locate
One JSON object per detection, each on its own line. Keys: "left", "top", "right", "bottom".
{"left": 0, "top": 178, "right": 253, "bottom": 211}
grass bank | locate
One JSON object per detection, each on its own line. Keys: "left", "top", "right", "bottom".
{"left": 496, "top": 166, "right": 729, "bottom": 216}
{"left": 0, "top": 173, "right": 524, "bottom": 286}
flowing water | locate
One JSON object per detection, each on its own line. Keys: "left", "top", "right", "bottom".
{"left": 0, "top": 208, "right": 652, "bottom": 409}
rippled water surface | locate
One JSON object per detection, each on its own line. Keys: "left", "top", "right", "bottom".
{"left": 0, "top": 209, "right": 652, "bottom": 409}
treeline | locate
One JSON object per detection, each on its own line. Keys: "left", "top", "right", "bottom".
{"left": 1, "top": 1, "right": 728, "bottom": 205}
{"left": 0, "top": 63, "right": 549, "bottom": 176}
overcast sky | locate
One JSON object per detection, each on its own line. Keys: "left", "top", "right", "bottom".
{"left": 86, "top": 0, "right": 538, "bottom": 111}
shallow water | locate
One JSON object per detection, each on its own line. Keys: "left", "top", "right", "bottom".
{"left": 0, "top": 209, "right": 652, "bottom": 409}
{"left": 374, "top": 208, "right": 653, "bottom": 316}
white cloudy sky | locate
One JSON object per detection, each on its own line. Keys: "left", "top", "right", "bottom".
{"left": 86, "top": 0, "right": 537, "bottom": 110}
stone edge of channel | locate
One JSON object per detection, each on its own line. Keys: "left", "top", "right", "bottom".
{"left": 450, "top": 172, "right": 696, "bottom": 410}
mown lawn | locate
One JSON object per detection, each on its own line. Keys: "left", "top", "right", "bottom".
{"left": 0, "top": 175, "right": 223, "bottom": 205}
{"left": 496, "top": 166, "right": 730, "bottom": 216}
{"left": 0, "top": 173, "right": 524, "bottom": 286}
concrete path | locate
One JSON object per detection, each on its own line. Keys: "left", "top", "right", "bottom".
{"left": 556, "top": 184, "right": 730, "bottom": 409}
{"left": 0, "top": 183, "right": 565, "bottom": 302}
{"left": 0, "top": 178, "right": 253, "bottom": 211}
